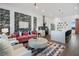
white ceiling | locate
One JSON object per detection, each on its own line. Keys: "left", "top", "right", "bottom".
{"left": 1, "top": 3, "right": 79, "bottom": 18}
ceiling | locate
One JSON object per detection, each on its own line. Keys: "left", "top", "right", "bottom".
{"left": 1, "top": 3, "right": 79, "bottom": 18}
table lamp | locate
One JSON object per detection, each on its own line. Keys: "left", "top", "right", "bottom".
{"left": 2, "top": 28, "right": 8, "bottom": 34}
{"left": 1, "top": 28, "right": 9, "bottom": 40}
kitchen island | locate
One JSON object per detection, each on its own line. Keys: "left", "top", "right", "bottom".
{"left": 51, "top": 30, "right": 72, "bottom": 44}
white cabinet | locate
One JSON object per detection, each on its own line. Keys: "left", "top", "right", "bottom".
{"left": 51, "top": 31, "right": 65, "bottom": 44}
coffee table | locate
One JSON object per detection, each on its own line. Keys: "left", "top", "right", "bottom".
{"left": 28, "top": 38, "right": 48, "bottom": 49}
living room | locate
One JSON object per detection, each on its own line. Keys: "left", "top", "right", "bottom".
{"left": 0, "top": 3, "right": 79, "bottom": 56}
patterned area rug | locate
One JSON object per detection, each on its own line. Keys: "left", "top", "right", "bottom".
{"left": 29, "top": 42, "right": 65, "bottom": 56}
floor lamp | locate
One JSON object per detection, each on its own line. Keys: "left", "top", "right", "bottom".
{"left": 1, "top": 28, "right": 8, "bottom": 39}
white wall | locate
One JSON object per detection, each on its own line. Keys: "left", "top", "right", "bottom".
{"left": 45, "top": 17, "right": 54, "bottom": 34}
{"left": 0, "top": 4, "right": 43, "bottom": 34}
{"left": 62, "top": 15, "right": 78, "bottom": 29}
{"left": 45, "top": 15, "right": 78, "bottom": 35}
{"left": 0, "top": 4, "right": 78, "bottom": 34}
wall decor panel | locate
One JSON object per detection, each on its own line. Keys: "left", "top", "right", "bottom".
{"left": 0, "top": 8, "right": 10, "bottom": 34}
{"left": 51, "top": 24, "right": 55, "bottom": 30}
{"left": 15, "top": 12, "right": 31, "bottom": 32}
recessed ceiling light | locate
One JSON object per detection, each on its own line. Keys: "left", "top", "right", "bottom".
{"left": 74, "top": 6, "right": 78, "bottom": 10}
{"left": 42, "top": 10, "right": 45, "bottom": 12}
{"left": 36, "top": 6, "right": 38, "bottom": 9}
{"left": 34, "top": 3, "right": 38, "bottom": 9}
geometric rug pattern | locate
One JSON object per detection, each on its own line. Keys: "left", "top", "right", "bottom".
{"left": 31, "top": 42, "right": 65, "bottom": 56}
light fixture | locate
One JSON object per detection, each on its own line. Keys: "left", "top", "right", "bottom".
{"left": 36, "top": 6, "right": 38, "bottom": 9}
{"left": 74, "top": 6, "right": 78, "bottom": 10}
{"left": 42, "top": 10, "right": 45, "bottom": 12}
{"left": 34, "top": 3, "right": 36, "bottom": 6}
{"left": 58, "top": 8, "right": 64, "bottom": 20}
{"left": 1, "top": 28, "right": 8, "bottom": 40}
{"left": 2, "top": 28, "right": 8, "bottom": 34}
{"left": 34, "top": 3, "right": 38, "bottom": 9}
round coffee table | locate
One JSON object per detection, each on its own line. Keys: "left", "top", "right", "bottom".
{"left": 28, "top": 38, "right": 48, "bottom": 49}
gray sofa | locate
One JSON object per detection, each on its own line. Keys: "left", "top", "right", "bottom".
{"left": 0, "top": 39, "right": 32, "bottom": 56}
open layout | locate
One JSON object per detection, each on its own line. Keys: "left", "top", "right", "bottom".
{"left": 0, "top": 3, "right": 79, "bottom": 56}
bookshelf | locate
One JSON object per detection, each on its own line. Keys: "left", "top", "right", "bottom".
{"left": 0, "top": 8, "right": 10, "bottom": 34}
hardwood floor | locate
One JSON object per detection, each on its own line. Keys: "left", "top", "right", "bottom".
{"left": 63, "top": 34, "right": 79, "bottom": 56}
{"left": 46, "top": 31, "right": 79, "bottom": 56}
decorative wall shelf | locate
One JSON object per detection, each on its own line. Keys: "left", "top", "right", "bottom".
{"left": 0, "top": 8, "right": 10, "bottom": 34}
{"left": 15, "top": 12, "right": 31, "bottom": 32}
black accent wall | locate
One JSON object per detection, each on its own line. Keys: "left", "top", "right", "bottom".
{"left": 0, "top": 8, "right": 10, "bottom": 34}
{"left": 15, "top": 12, "right": 31, "bottom": 32}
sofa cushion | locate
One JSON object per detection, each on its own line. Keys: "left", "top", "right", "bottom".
{"left": 14, "top": 32, "right": 19, "bottom": 37}
{"left": 32, "top": 32, "right": 37, "bottom": 35}
{"left": 17, "top": 36, "right": 30, "bottom": 43}
{"left": 23, "top": 32, "right": 29, "bottom": 36}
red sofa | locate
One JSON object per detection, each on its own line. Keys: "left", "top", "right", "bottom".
{"left": 17, "top": 32, "right": 38, "bottom": 43}
{"left": 8, "top": 32, "right": 19, "bottom": 38}
{"left": 31, "top": 31, "right": 38, "bottom": 38}
{"left": 17, "top": 32, "right": 30, "bottom": 43}
{"left": 17, "top": 35, "right": 30, "bottom": 43}
{"left": 9, "top": 32, "right": 38, "bottom": 43}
